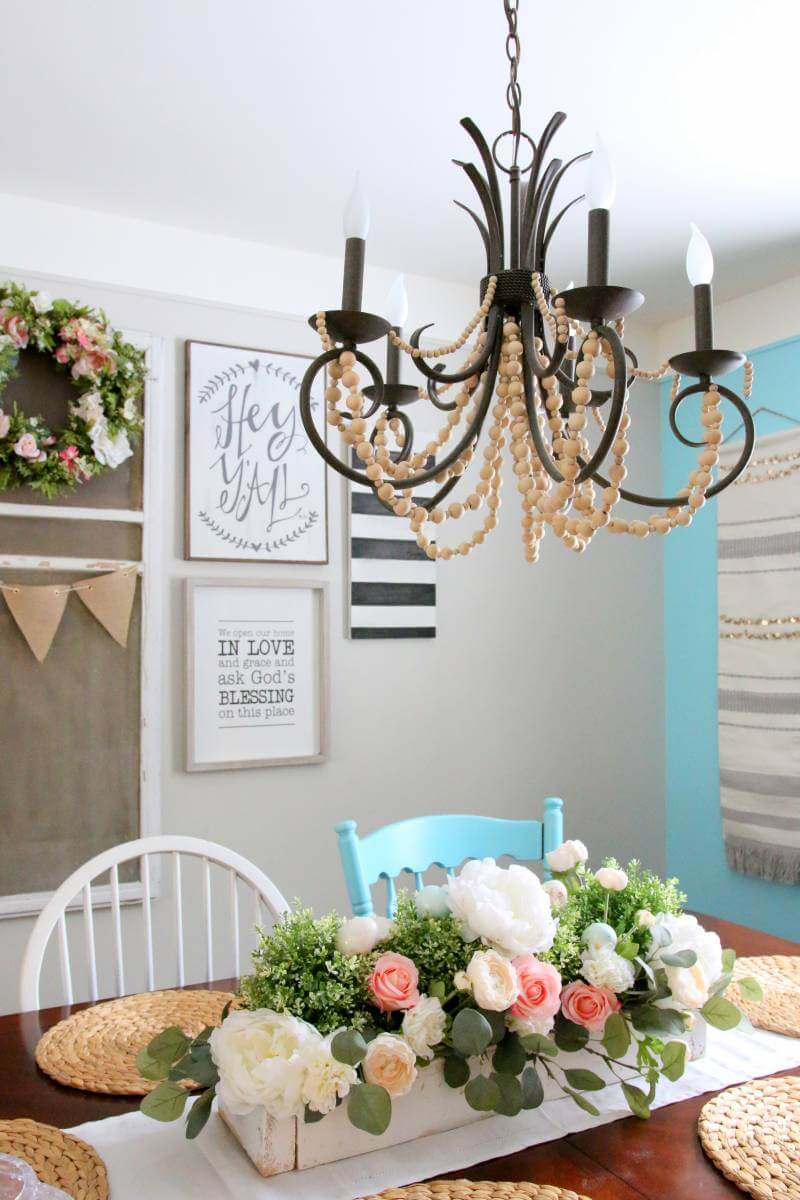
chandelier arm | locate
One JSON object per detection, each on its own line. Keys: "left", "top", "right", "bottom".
{"left": 542, "top": 194, "right": 586, "bottom": 258}
{"left": 521, "top": 157, "right": 560, "bottom": 268}
{"left": 453, "top": 201, "right": 492, "bottom": 273}
{"left": 532, "top": 152, "right": 592, "bottom": 268}
{"left": 585, "top": 383, "right": 755, "bottom": 506}
{"left": 299, "top": 346, "right": 389, "bottom": 488}
{"left": 421, "top": 469, "right": 471, "bottom": 512}
{"left": 575, "top": 325, "right": 629, "bottom": 483}
{"left": 408, "top": 307, "right": 501, "bottom": 384}
{"left": 576, "top": 345, "right": 639, "bottom": 407}
{"left": 454, "top": 161, "right": 503, "bottom": 272}
{"left": 519, "top": 112, "right": 567, "bottom": 249}
{"left": 460, "top": 118, "right": 505, "bottom": 251}
{"left": 520, "top": 303, "right": 568, "bottom": 381}
{"left": 669, "top": 380, "right": 711, "bottom": 448}
{"left": 520, "top": 320, "right": 566, "bottom": 484}
{"left": 426, "top": 369, "right": 458, "bottom": 412}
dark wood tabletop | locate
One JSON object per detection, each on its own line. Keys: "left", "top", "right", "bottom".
{"left": 1, "top": 914, "right": 797, "bottom": 1199}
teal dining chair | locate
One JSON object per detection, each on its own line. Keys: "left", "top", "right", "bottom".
{"left": 335, "top": 798, "right": 564, "bottom": 917}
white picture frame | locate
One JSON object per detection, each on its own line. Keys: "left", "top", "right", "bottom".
{"left": 186, "top": 579, "right": 328, "bottom": 772}
{"left": 185, "top": 340, "right": 328, "bottom": 563}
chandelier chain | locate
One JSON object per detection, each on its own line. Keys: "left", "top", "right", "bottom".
{"left": 503, "top": 0, "right": 522, "bottom": 157}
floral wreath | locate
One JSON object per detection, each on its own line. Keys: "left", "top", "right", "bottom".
{"left": 0, "top": 282, "right": 146, "bottom": 497}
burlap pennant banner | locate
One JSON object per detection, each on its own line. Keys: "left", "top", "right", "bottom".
{"left": 1, "top": 569, "right": 138, "bottom": 662}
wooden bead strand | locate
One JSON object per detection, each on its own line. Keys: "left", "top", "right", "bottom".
{"left": 388, "top": 278, "right": 497, "bottom": 359}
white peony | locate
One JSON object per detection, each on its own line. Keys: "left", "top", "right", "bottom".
{"left": 122, "top": 396, "right": 140, "bottom": 422}
{"left": 31, "top": 290, "right": 52, "bottom": 314}
{"left": 300, "top": 1033, "right": 358, "bottom": 1115}
{"left": 580, "top": 946, "right": 635, "bottom": 993}
{"left": 72, "top": 392, "right": 104, "bottom": 426}
{"left": 89, "top": 421, "right": 133, "bottom": 468}
{"left": 362, "top": 1034, "right": 418, "bottom": 1097}
{"left": 651, "top": 912, "right": 723, "bottom": 1009}
{"left": 336, "top": 915, "right": 380, "bottom": 956}
{"left": 210, "top": 1008, "right": 313, "bottom": 1118}
{"left": 506, "top": 1013, "right": 555, "bottom": 1038}
{"left": 373, "top": 915, "right": 395, "bottom": 942}
{"left": 415, "top": 884, "right": 451, "bottom": 918}
{"left": 595, "top": 866, "right": 628, "bottom": 892}
{"left": 464, "top": 949, "right": 519, "bottom": 1011}
{"left": 401, "top": 994, "right": 447, "bottom": 1059}
{"left": 445, "top": 858, "right": 557, "bottom": 957}
{"left": 545, "top": 840, "right": 588, "bottom": 873}
{"left": 666, "top": 962, "right": 711, "bottom": 1010}
{"left": 542, "top": 879, "right": 569, "bottom": 911}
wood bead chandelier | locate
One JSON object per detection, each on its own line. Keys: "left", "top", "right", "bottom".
{"left": 298, "top": 0, "right": 756, "bottom": 563}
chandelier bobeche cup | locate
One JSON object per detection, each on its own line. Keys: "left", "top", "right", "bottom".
{"left": 299, "top": 0, "right": 755, "bottom": 564}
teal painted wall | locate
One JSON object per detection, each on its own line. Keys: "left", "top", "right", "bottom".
{"left": 663, "top": 334, "right": 800, "bottom": 938}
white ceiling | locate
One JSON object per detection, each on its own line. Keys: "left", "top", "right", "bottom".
{"left": 1, "top": 0, "right": 798, "bottom": 325}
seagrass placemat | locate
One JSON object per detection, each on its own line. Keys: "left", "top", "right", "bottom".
{"left": 698, "top": 1075, "right": 800, "bottom": 1199}
{"left": 35, "top": 988, "right": 233, "bottom": 1095}
{"left": 729, "top": 956, "right": 800, "bottom": 1038}
{"left": 0, "top": 1119, "right": 108, "bottom": 1200}
{"left": 366, "top": 1183, "right": 591, "bottom": 1200}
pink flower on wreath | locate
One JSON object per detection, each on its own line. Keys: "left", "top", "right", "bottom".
{"left": 59, "top": 445, "right": 80, "bottom": 473}
{"left": 367, "top": 952, "right": 421, "bottom": 1012}
{"left": 5, "top": 314, "right": 29, "bottom": 348}
{"left": 54, "top": 345, "right": 70, "bottom": 364}
{"left": 509, "top": 956, "right": 563, "bottom": 1023}
{"left": 560, "top": 980, "right": 621, "bottom": 1033}
{"left": 13, "top": 432, "right": 39, "bottom": 459}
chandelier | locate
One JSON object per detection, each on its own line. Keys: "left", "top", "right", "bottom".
{"left": 298, "top": 0, "right": 755, "bottom": 564}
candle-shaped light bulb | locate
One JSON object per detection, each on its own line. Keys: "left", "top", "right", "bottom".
{"left": 342, "top": 173, "right": 371, "bottom": 239}
{"left": 686, "top": 223, "right": 714, "bottom": 286}
{"left": 587, "top": 135, "right": 616, "bottom": 210}
{"left": 385, "top": 274, "right": 409, "bottom": 329}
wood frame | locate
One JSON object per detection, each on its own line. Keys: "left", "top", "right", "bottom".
{"left": 0, "top": 328, "right": 165, "bottom": 918}
{"left": 183, "top": 339, "right": 329, "bottom": 564}
{"left": 185, "top": 577, "right": 328, "bottom": 772}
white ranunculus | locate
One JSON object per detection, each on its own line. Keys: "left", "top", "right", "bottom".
{"left": 415, "top": 884, "right": 451, "bottom": 918}
{"left": 122, "top": 396, "right": 139, "bottom": 422}
{"left": 506, "top": 1013, "right": 555, "bottom": 1038}
{"left": 401, "top": 995, "right": 447, "bottom": 1060}
{"left": 651, "top": 912, "right": 723, "bottom": 1001}
{"left": 635, "top": 908, "right": 655, "bottom": 929}
{"left": 210, "top": 1008, "right": 313, "bottom": 1118}
{"left": 542, "top": 879, "right": 569, "bottom": 911}
{"left": 31, "top": 290, "right": 52, "bottom": 314}
{"left": 300, "top": 1033, "right": 358, "bottom": 1115}
{"left": 72, "top": 392, "right": 104, "bottom": 426}
{"left": 362, "top": 1033, "right": 418, "bottom": 1097}
{"left": 582, "top": 921, "right": 617, "bottom": 953}
{"left": 89, "top": 422, "right": 133, "bottom": 468}
{"left": 336, "top": 915, "right": 380, "bottom": 956}
{"left": 545, "top": 840, "right": 588, "bottom": 873}
{"left": 665, "top": 962, "right": 710, "bottom": 1010}
{"left": 465, "top": 948, "right": 519, "bottom": 1012}
{"left": 373, "top": 915, "right": 395, "bottom": 943}
{"left": 580, "top": 946, "right": 635, "bottom": 994}
{"left": 595, "top": 866, "right": 628, "bottom": 892}
{"left": 445, "top": 858, "right": 557, "bottom": 957}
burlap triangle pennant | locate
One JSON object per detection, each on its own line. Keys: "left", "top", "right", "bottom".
{"left": 3, "top": 583, "right": 69, "bottom": 662}
{"left": 75, "top": 570, "right": 138, "bottom": 647}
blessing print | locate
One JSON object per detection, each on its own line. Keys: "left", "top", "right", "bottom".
{"left": 185, "top": 341, "right": 327, "bottom": 562}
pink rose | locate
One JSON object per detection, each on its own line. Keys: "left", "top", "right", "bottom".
{"left": 5, "top": 315, "right": 29, "bottom": 348}
{"left": 560, "top": 980, "right": 621, "bottom": 1033}
{"left": 510, "top": 956, "right": 562, "bottom": 1023}
{"left": 0, "top": 412, "right": 9, "bottom": 438}
{"left": 13, "top": 432, "right": 39, "bottom": 459}
{"left": 54, "top": 345, "right": 70, "bottom": 364}
{"left": 367, "top": 952, "right": 420, "bottom": 1012}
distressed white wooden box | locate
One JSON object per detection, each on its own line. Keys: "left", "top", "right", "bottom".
{"left": 218, "top": 1022, "right": 706, "bottom": 1177}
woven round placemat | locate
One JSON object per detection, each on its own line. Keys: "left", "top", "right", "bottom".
{"left": 728, "top": 956, "right": 800, "bottom": 1038}
{"left": 698, "top": 1075, "right": 800, "bottom": 1199}
{"left": 0, "top": 1119, "right": 108, "bottom": 1200}
{"left": 364, "top": 1183, "right": 590, "bottom": 1200}
{"left": 35, "top": 988, "right": 234, "bottom": 1095}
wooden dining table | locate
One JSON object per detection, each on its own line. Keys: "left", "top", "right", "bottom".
{"left": 2, "top": 913, "right": 797, "bottom": 1199}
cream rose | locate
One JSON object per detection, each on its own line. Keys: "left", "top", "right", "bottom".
{"left": 210, "top": 1009, "right": 312, "bottom": 1119}
{"left": 300, "top": 1033, "right": 358, "bottom": 1114}
{"left": 665, "top": 962, "right": 710, "bottom": 1010}
{"left": 542, "top": 879, "right": 569, "bottom": 911}
{"left": 545, "top": 840, "right": 588, "bottom": 873}
{"left": 401, "top": 995, "right": 446, "bottom": 1060}
{"left": 445, "top": 858, "right": 557, "bottom": 957}
{"left": 465, "top": 948, "right": 519, "bottom": 1012}
{"left": 635, "top": 909, "right": 655, "bottom": 928}
{"left": 362, "top": 1033, "right": 418, "bottom": 1097}
{"left": 595, "top": 866, "right": 628, "bottom": 892}
{"left": 651, "top": 912, "right": 723, "bottom": 990}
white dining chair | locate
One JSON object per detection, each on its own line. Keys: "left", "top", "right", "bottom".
{"left": 19, "top": 835, "right": 289, "bottom": 1012}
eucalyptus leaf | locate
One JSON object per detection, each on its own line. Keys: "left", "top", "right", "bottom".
{"left": 452, "top": 1009, "right": 493, "bottom": 1058}
{"left": 332, "top": 1029, "right": 368, "bottom": 1066}
{"left": 660, "top": 949, "right": 698, "bottom": 969}
{"left": 140, "top": 1081, "right": 189, "bottom": 1122}
{"left": 629, "top": 1005, "right": 686, "bottom": 1036}
{"left": 477, "top": 1008, "right": 508, "bottom": 1045}
{"left": 136, "top": 1049, "right": 170, "bottom": 1082}
{"left": 146, "top": 1027, "right": 191, "bottom": 1065}
{"left": 736, "top": 976, "right": 763, "bottom": 1002}
{"left": 429, "top": 980, "right": 446, "bottom": 1002}
{"left": 492, "top": 1032, "right": 527, "bottom": 1076}
{"left": 520, "top": 1066, "right": 544, "bottom": 1109}
{"left": 622, "top": 1082, "right": 651, "bottom": 1119}
{"left": 602, "top": 1012, "right": 631, "bottom": 1060}
{"left": 564, "top": 1088, "right": 600, "bottom": 1117}
{"left": 721, "top": 947, "right": 736, "bottom": 973}
{"left": 660, "top": 1041, "right": 686, "bottom": 1082}
{"left": 185, "top": 1088, "right": 215, "bottom": 1139}
{"left": 616, "top": 939, "right": 639, "bottom": 960}
{"left": 347, "top": 1083, "right": 392, "bottom": 1136}
{"left": 701, "top": 995, "right": 742, "bottom": 1031}
{"left": 490, "top": 1071, "right": 522, "bottom": 1117}
{"left": 563, "top": 1068, "right": 606, "bottom": 1092}
{"left": 554, "top": 1014, "right": 589, "bottom": 1053}
{"left": 304, "top": 1104, "right": 326, "bottom": 1124}
{"left": 192, "top": 1026, "right": 214, "bottom": 1048}
{"left": 519, "top": 1032, "right": 558, "bottom": 1057}
{"left": 710, "top": 970, "right": 733, "bottom": 997}
{"left": 443, "top": 1055, "right": 471, "bottom": 1089}
{"left": 464, "top": 1073, "right": 501, "bottom": 1113}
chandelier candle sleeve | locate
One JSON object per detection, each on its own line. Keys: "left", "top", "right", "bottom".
{"left": 686, "top": 224, "right": 715, "bottom": 351}
{"left": 341, "top": 176, "right": 371, "bottom": 311}
{"left": 385, "top": 275, "right": 409, "bottom": 386}
{"left": 586, "top": 137, "right": 615, "bottom": 287}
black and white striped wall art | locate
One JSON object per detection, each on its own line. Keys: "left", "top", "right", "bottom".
{"left": 347, "top": 449, "right": 436, "bottom": 639}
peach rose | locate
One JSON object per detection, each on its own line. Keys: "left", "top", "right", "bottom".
{"left": 362, "top": 1034, "right": 417, "bottom": 1097}
{"left": 5, "top": 315, "right": 28, "bottom": 348}
{"left": 509, "top": 956, "right": 562, "bottom": 1023}
{"left": 560, "top": 980, "right": 620, "bottom": 1033}
{"left": 367, "top": 951, "right": 420, "bottom": 1012}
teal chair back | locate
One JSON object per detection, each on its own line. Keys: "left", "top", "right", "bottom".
{"left": 335, "top": 798, "right": 563, "bottom": 917}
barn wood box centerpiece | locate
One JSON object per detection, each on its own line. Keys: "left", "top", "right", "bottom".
{"left": 139, "top": 846, "right": 760, "bottom": 1177}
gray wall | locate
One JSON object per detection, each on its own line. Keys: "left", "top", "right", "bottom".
{"left": 0, "top": 272, "right": 665, "bottom": 1013}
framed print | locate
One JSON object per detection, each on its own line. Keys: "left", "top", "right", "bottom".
{"left": 185, "top": 341, "right": 327, "bottom": 563}
{"left": 186, "top": 579, "right": 328, "bottom": 771}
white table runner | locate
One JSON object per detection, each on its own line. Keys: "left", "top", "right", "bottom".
{"left": 69, "top": 1025, "right": 800, "bottom": 1200}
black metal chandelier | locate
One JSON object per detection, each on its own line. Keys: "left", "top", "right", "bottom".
{"left": 298, "top": 0, "right": 755, "bottom": 563}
